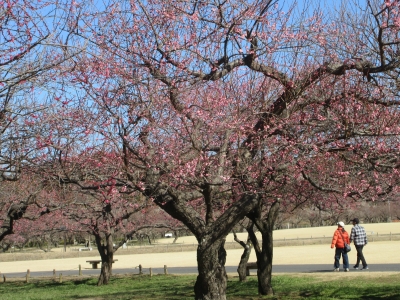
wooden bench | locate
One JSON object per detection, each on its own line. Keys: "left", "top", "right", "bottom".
{"left": 246, "top": 262, "right": 257, "bottom": 276}
{"left": 86, "top": 259, "right": 118, "bottom": 269}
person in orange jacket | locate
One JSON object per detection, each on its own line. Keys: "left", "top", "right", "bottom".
{"left": 331, "top": 221, "right": 350, "bottom": 272}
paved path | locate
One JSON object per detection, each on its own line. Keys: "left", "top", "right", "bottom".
{"left": 3, "top": 263, "right": 400, "bottom": 279}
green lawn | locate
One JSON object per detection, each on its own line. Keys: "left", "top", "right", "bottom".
{"left": 0, "top": 273, "right": 399, "bottom": 299}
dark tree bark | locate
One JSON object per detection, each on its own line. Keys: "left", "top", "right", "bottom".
{"left": 0, "top": 217, "right": 15, "bottom": 242}
{"left": 154, "top": 191, "right": 259, "bottom": 300}
{"left": 0, "top": 195, "right": 40, "bottom": 242}
{"left": 146, "top": 234, "right": 152, "bottom": 245}
{"left": 94, "top": 232, "right": 114, "bottom": 286}
{"left": 173, "top": 230, "right": 179, "bottom": 244}
{"left": 247, "top": 199, "right": 280, "bottom": 296}
{"left": 194, "top": 237, "right": 227, "bottom": 300}
{"left": 233, "top": 224, "right": 253, "bottom": 282}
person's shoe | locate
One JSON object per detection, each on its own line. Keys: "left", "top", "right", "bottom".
{"left": 353, "top": 265, "right": 359, "bottom": 269}
{"left": 344, "top": 268, "right": 349, "bottom": 272}
{"left": 333, "top": 268, "right": 340, "bottom": 272}
{"left": 361, "top": 266, "right": 369, "bottom": 270}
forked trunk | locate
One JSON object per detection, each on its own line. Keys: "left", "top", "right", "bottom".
{"left": 194, "top": 238, "right": 227, "bottom": 300}
{"left": 233, "top": 229, "right": 252, "bottom": 282}
{"left": 154, "top": 192, "right": 259, "bottom": 299}
{"left": 247, "top": 199, "right": 280, "bottom": 296}
{"left": 237, "top": 243, "right": 251, "bottom": 281}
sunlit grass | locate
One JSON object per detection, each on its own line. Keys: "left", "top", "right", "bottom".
{"left": 0, "top": 273, "right": 399, "bottom": 299}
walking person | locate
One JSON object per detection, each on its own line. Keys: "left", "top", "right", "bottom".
{"left": 331, "top": 221, "right": 350, "bottom": 272}
{"left": 350, "top": 218, "right": 368, "bottom": 270}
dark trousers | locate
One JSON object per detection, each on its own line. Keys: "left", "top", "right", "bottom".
{"left": 355, "top": 245, "right": 367, "bottom": 268}
{"left": 334, "top": 248, "right": 349, "bottom": 269}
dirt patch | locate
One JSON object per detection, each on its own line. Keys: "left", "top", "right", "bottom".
{"left": 2, "top": 234, "right": 398, "bottom": 263}
{"left": 1, "top": 223, "right": 400, "bottom": 274}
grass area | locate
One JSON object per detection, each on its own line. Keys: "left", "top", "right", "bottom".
{"left": 0, "top": 273, "right": 399, "bottom": 300}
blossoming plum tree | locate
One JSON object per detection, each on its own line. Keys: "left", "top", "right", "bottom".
{"left": 0, "top": 0, "right": 81, "bottom": 242}
{"left": 38, "top": 132, "right": 183, "bottom": 285}
{"left": 45, "top": 0, "right": 400, "bottom": 298}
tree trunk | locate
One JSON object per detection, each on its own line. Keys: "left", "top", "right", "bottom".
{"left": 173, "top": 230, "right": 178, "bottom": 244}
{"left": 97, "top": 258, "right": 113, "bottom": 286}
{"left": 154, "top": 193, "right": 258, "bottom": 299}
{"left": 95, "top": 232, "right": 114, "bottom": 286}
{"left": 255, "top": 231, "right": 274, "bottom": 295}
{"left": 237, "top": 242, "right": 251, "bottom": 282}
{"left": 233, "top": 228, "right": 252, "bottom": 282}
{"left": 194, "top": 237, "right": 227, "bottom": 300}
{"left": 247, "top": 199, "right": 280, "bottom": 296}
